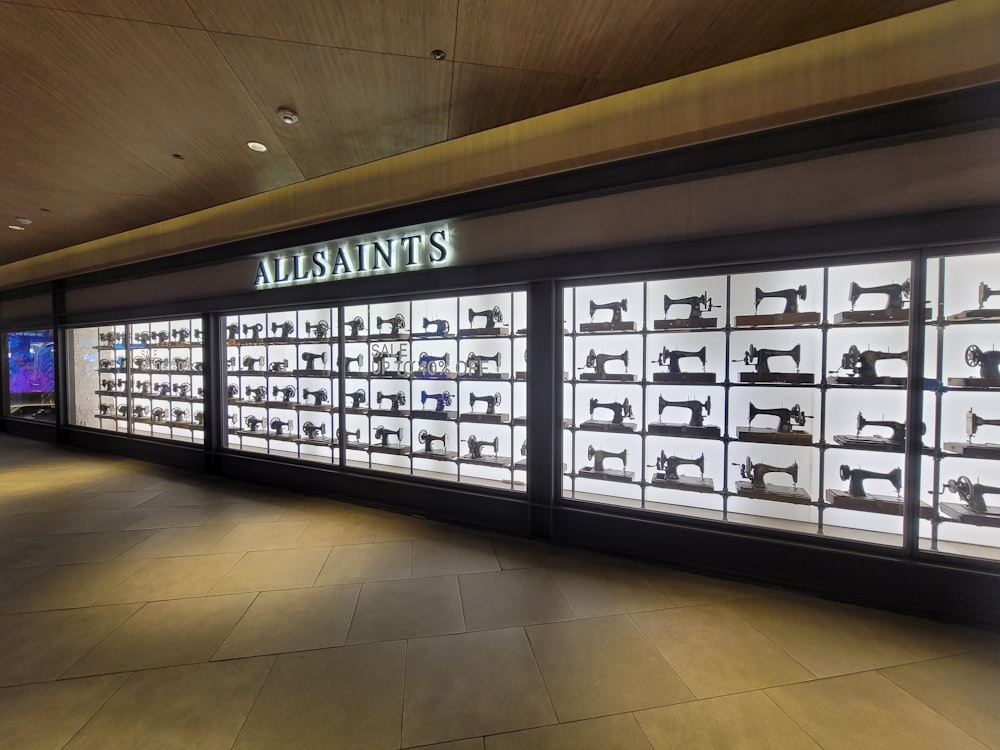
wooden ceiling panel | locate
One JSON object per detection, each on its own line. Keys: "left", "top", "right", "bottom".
{"left": 455, "top": 0, "right": 950, "bottom": 85}
{"left": 448, "top": 63, "right": 628, "bottom": 139}
{"left": 7, "top": 0, "right": 204, "bottom": 27}
{"left": 188, "top": 0, "right": 457, "bottom": 58}
{"left": 212, "top": 34, "right": 452, "bottom": 179}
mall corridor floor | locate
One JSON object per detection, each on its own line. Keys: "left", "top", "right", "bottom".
{"left": 0, "top": 434, "right": 998, "bottom": 749}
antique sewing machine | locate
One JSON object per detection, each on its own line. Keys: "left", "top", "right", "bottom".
{"left": 465, "top": 351, "right": 503, "bottom": 378}
{"left": 738, "top": 402, "right": 812, "bottom": 445}
{"left": 374, "top": 390, "right": 407, "bottom": 414}
{"left": 757, "top": 285, "right": 807, "bottom": 315}
{"left": 244, "top": 415, "right": 264, "bottom": 433}
{"left": 464, "top": 435, "right": 503, "bottom": 463}
{"left": 226, "top": 323, "right": 240, "bottom": 341}
{"left": 194, "top": 411, "right": 204, "bottom": 426}
{"left": 947, "top": 281, "right": 1000, "bottom": 321}
{"left": 226, "top": 383, "right": 239, "bottom": 400}
{"left": 825, "top": 464, "right": 911, "bottom": 517}
{"left": 371, "top": 348, "right": 402, "bottom": 375}
{"left": 153, "top": 381, "right": 171, "bottom": 397}
{"left": 346, "top": 389, "right": 367, "bottom": 410}
{"left": 171, "top": 408, "right": 188, "bottom": 424}
{"left": 172, "top": 383, "right": 190, "bottom": 398}
{"left": 305, "top": 320, "right": 330, "bottom": 339}
{"left": 939, "top": 475, "right": 999, "bottom": 517}
{"left": 828, "top": 345, "right": 908, "bottom": 385}
{"left": 98, "top": 403, "right": 112, "bottom": 416}
{"left": 735, "top": 285, "right": 818, "bottom": 326}
{"left": 300, "top": 351, "right": 328, "bottom": 372}
{"left": 346, "top": 316, "right": 366, "bottom": 339}
{"left": 269, "top": 418, "right": 294, "bottom": 437}
{"left": 373, "top": 425, "right": 405, "bottom": 450}
{"left": 419, "top": 390, "right": 453, "bottom": 415}
{"left": 132, "top": 404, "right": 148, "bottom": 419}
{"left": 835, "top": 278, "right": 923, "bottom": 323}
{"left": 226, "top": 356, "right": 237, "bottom": 369}
{"left": 417, "top": 429, "right": 450, "bottom": 456}
{"left": 227, "top": 412, "right": 239, "bottom": 429}
{"left": 264, "top": 359, "right": 287, "bottom": 374}
{"left": 582, "top": 397, "right": 635, "bottom": 432}
{"left": 98, "top": 358, "right": 117, "bottom": 370}
{"left": 374, "top": 313, "right": 407, "bottom": 338}
{"left": 171, "top": 328, "right": 191, "bottom": 344}
{"left": 270, "top": 321, "right": 294, "bottom": 340}
{"left": 101, "top": 378, "right": 125, "bottom": 393}
{"left": 336, "top": 427, "right": 362, "bottom": 446}
{"left": 579, "top": 445, "right": 632, "bottom": 481}
{"left": 151, "top": 407, "right": 167, "bottom": 422}
{"left": 153, "top": 330, "right": 170, "bottom": 346}
{"left": 242, "top": 355, "right": 264, "bottom": 373}
{"left": 301, "top": 422, "right": 327, "bottom": 442}
{"left": 734, "top": 457, "right": 808, "bottom": 503}
{"left": 655, "top": 292, "right": 718, "bottom": 330}
{"left": 581, "top": 299, "right": 634, "bottom": 332}
{"left": 466, "top": 306, "right": 504, "bottom": 332}
{"left": 947, "top": 344, "right": 1000, "bottom": 387}
{"left": 117, "top": 404, "right": 129, "bottom": 418}
{"left": 648, "top": 451, "right": 713, "bottom": 492}
{"left": 301, "top": 387, "right": 329, "bottom": 407}
{"left": 944, "top": 408, "right": 1000, "bottom": 458}
{"left": 242, "top": 322, "right": 264, "bottom": 340}
{"left": 133, "top": 356, "right": 149, "bottom": 371}
{"left": 98, "top": 331, "right": 123, "bottom": 345}
{"left": 464, "top": 391, "right": 508, "bottom": 423}
{"left": 244, "top": 385, "right": 266, "bottom": 403}
{"left": 651, "top": 346, "right": 714, "bottom": 383}
{"left": 648, "top": 395, "right": 719, "bottom": 437}
{"left": 468, "top": 391, "right": 502, "bottom": 415}
{"left": 340, "top": 353, "right": 364, "bottom": 373}
{"left": 134, "top": 331, "right": 152, "bottom": 345}
{"left": 132, "top": 380, "right": 150, "bottom": 395}
{"left": 579, "top": 349, "right": 633, "bottom": 381}
{"left": 835, "top": 412, "right": 909, "bottom": 451}
{"left": 736, "top": 343, "right": 812, "bottom": 383}
{"left": 421, "top": 317, "right": 450, "bottom": 336}
{"left": 418, "top": 352, "right": 450, "bottom": 376}
{"left": 271, "top": 384, "right": 296, "bottom": 403}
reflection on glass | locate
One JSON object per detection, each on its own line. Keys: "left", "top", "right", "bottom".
{"left": 6, "top": 329, "right": 55, "bottom": 420}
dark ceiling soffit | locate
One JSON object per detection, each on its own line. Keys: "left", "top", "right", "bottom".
{"left": 57, "top": 79, "right": 1000, "bottom": 292}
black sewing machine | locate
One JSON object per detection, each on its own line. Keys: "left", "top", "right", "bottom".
{"left": 828, "top": 345, "right": 908, "bottom": 386}
{"left": 171, "top": 328, "right": 192, "bottom": 344}
{"left": 269, "top": 320, "right": 294, "bottom": 341}
{"left": 938, "top": 476, "right": 1000, "bottom": 523}
{"left": 735, "top": 284, "right": 818, "bottom": 327}
{"left": 734, "top": 457, "right": 809, "bottom": 504}
{"left": 301, "top": 421, "right": 328, "bottom": 443}
{"left": 579, "top": 349, "right": 633, "bottom": 382}
{"left": 373, "top": 313, "right": 407, "bottom": 339}
{"left": 826, "top": 464, "right": 924, "bottom": 518}
{"left": 415, "top": 317, "right": 451, "bottom": 337}
{"left": 460, "top": 434, "right": 508, "bottom": 466}
{"left": 225, "top": 323, "right": 241, "bottom": 341}
{"left": 461, "top": 306, "right": 507, "bottom": 336}
{"left": 170, "top": 408, "right": 189, "bottom": 424}
{"left": 581, "top": 397, "right": 636, "bottom": 433}
{"left": 654, "top": 292, "right": 719, "bottom": 330}
{"left": 305, "top": 320, "right": 330, "bottom": 340}
{"left": 578, "top": 445, "right": 633, "bottom": 482}
{"left": 947, "top": 344, "right": 1000, "bottom": 387}
{"left": 418, "top": 390, "right": 455, "bottom": 418}
{"left": 271, "top": 384, "right": 297, "bottom": 404}
{"left": 650, "top": 345, "right": 715, "bottom": 384}
{"left": 581, "top": 299, "right": 634, "bottom": 332}
{"left": 648, "top": 451, "right": 713, "bottom": 492}
{"left": 647, "top": 395, "right": 719, "bottom": 437}
{"left": 371, "top": 347, "right": 403, "bottom": 376}
{"left": 735, "top": 343, "right": 813, "bottom": 384}
{"left": 335, "top": 427, "right": 363, "bottom": 448}
{"left": 738, "top": 402, "right": 812, "bottom": 445}
{"left": 297, "top": 351, "right": 330, "bottom": 375}
{"left": 417, "top": 429, "right": 455, "bottom": 460}
{"left": 133, "top": 331, "right": 152, "bottom": 346}
{"left": 371, "top": 424, "right": 408, "bottom": 454}
{"left": 944, "top": 408, "right": 1000, "bottom": 458}
{"left": 244, "top": 385, "right": 267, "bottom": 403}
{"left": 150, "top": 407, "right": 167, "bottom": 422}
{"left": 339, "top": 353, "right": 364, "bottom": 374}
{"left": 834, "top": 278, "right": 927, "bottom": 324}
{"left": 300, "top": 387, "right": 329, "bottom": 408}
{"left": 241, "top": 355, "right": 264, "bottom": 373}
{"left": 345, "top": 388, "right": 368, "bottom": 412}
{"left": 242, "top": 322, "right": 264, "bottom": 340}
{"left": 268, "top": 359, "right": 290, "bottom": 373}
{"left": 947, "top": 281, "right": 1000, "bottom": 321}
{"left": 372, "top": 390, "right": 407, "bottom": 415}
{"left": 465, "top": 351, "right": 505, "bottom": 379}
{"left": 171, "top": 382, "right": 190, "bottom": 398}
{"left": 345, "top": 315, "right": 366, "bottom": 339}
{"left": 834, "top": 411, "right": 909, "bottom": 452}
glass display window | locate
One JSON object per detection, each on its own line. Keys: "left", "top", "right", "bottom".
{"left": 5, "top": 329, "right": 55, "bottom": 420}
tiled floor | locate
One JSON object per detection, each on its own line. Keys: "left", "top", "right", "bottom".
{"left": 1, "top": 434, "right": 998, "bottom": 749}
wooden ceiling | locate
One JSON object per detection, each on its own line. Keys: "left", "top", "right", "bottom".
{"left": 0, "top": 0, "right": 947, "bottom": 268}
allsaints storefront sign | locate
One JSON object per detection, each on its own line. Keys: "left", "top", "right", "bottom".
{"left": 253, "top": 225, "right": 452, "bottom": 289}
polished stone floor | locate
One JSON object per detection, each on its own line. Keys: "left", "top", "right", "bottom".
{"left": 1, "top": 433, "right": 999, "bottom": 749}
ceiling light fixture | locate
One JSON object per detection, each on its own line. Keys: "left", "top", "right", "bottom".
{"left": 15, "top": 216, "right": 32, "bottom": 225}
{"left": 171, "top": 153, "right": 185, "bottom": 160}
{"left": 246, "top": 141, "right": 268, "bottom": 152}
{"left": 431, "top": 49, "right": 446, "bottom": 60}
{"left": 277, "top": 107, "right": 299, "bottom": 125}
{"left": 8, "top": 225, "right": 25, "bottom": 230}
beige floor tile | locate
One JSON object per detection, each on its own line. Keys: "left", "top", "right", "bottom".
{"left": 347, "top": 575, "right": 465, "bottom": 644}
{"left": 210, "top": 547, "right": 330, "bottom": 594}
{"left": 214, "top": 584, "right": 361, "bottom": 659}
{"left": 547, "top": 563, "right": 671, "bottom": 618}
{"left": 73, "top": 490, "right": 165, "bottom": 509}
{"left": 65, "top": 657, "right": 274, "bottom": 750}
{"left": 459, "top": 569, "right": 573, "bottom": 630}
{"left": 491, "top": 538, "right": 559, "bottom": 569}
{"left": 635, "top": 691, "right": 821, "bottom": 749}
{"left": 314, "top": 540, "right": 412, "bottom": 585}
{"left": 64, "top": 593, "right": 254, "bottom": 677}
{"left": 526, "top": 616, "right": 694, "bottom": 722}
{"left": 485, "top": 713, "right": 653, "bottom": 749}
{"left": 411, "top": 537, "right": 501, "bottom": 577}
{"left": 632, "top": 604, "right": 814, "bottom": 697}
{"left": 135, "top": 486, "right": 229, "bottom": 508}
{"left": 96, "top": 552, "right": 244, "bottom": 603}
{"left": 207, "top": 520, "right": 309, "bottom": 552}
{"left": 402, "top": 628, "right": 556, "bottom": 747}
{"left": 15, "top": 530, "right": 155, "bottom": 566}
{"left": 882, "top": 649, "right": 1000, "bottom": 748}
{"left": 0, "top": 564, "right": 50, "bottom": 601}
{"left": 115, "top": 524, "right": 237, "bottom": 559}
{"left": 728, "top": 593, "right": 932, "bottom": 677}
{"left": 646, "top": 567, "right": 774, "bottom": 607}
{"left": 0, "top": 673, "right": 130, "bottom": 749}
{"left": 375, "top": 513, "right": 464, "bottom": 541}
{"left": 0, "top": 604, "right": 141, "bottom": 686}
{"left": 125, "top": 504, "right": 230, "bottom": 530}
{"left": 2, "top": 558, "right": 151, "bottom": 613}
{"left": 235, "top": 642, "right": 405, "bottom": 750}
{"left": 293, "top": 515, "right": 382, "bottom": 546}
{"left": 84, "top": 474, "right": 173, "bottom": 493}
{"left": 204, "top": 501, "right": 285, "bottom": 525}
{"left": 411, "top": 740, "right": 484, "bottom": 750}
{"left": 6, "top": 509, "right": 153, "bottom": 535}
{"left": 766, "top": 671, "right": 986, "bottom": 750}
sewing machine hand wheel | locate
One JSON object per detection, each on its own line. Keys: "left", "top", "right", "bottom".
{"left": 943, "top": 475, "right": 974, "bottom": 504}
{"left": 966, "top": 345, "right": 983, "bottom": 368}
{"left": 494, "top": 392, "right": 502, "bottom": 405}
{"left": 839, "top": 464, "right": 852, "bottom": 482}
{"left": 418, "top": 429, "right": 429, "bottom": 442}
{"left": 491, "top": 305, "right": 502, "bottom": 320}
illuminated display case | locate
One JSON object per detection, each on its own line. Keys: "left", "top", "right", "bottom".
{"left": 923, "top": 249, "right": 1000, "bottom": 561}
{"left": 562, "top": 259, "right": 929, "bottom": 547}
{"left": 67, "top": 319, "right": 204, "bottom": 443}
{"left": 5, "top": 329, "right": 55, "bottom": 420}
{"left": 223, "top": 291, "right": 528, "bottom": 491}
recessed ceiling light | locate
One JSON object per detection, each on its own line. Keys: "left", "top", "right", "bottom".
{"left": 15, "top": 216, "right": 31, "bottom": 225}
{"left": 431, "top": 49, "right": 446, "bottom": 60}
{"left": 8, "top": 225, "right": 25, "bottom": 230}
{"left": 171, "top": 153, "right": 185, "bottom": 160}
{"left": 246, "top": 141, "right": 268, "bottom": 152}
{"left": 277, "top": 107, "right": 299, "bottom": 125}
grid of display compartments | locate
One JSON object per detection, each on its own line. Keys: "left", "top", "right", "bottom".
{"left": 562, "top": 259, "right": 930, "bottom": 547}
{"left": 225, "top": 307, "right": 340, "bottom": 464}
{"left": 922, "top": 248, "right": 1000, "bottom": 561}
{"left": 224, "top": 292, "right": 528, "bottom": 491}
{"left": 69, "top": 319, "right": 205, "bottom": 443}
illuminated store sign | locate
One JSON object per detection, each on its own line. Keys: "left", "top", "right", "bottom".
{"left": 254, "top": 226, "right": 452, "bottom": 289}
